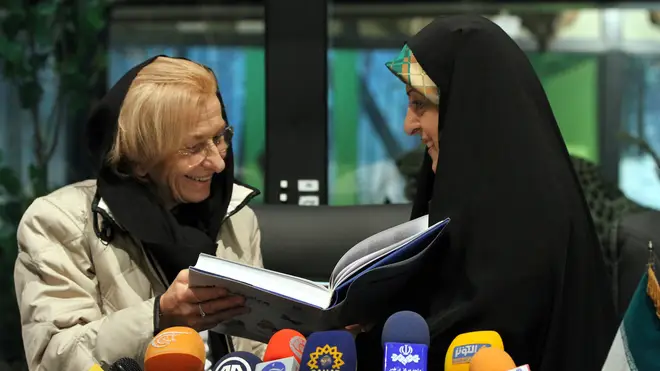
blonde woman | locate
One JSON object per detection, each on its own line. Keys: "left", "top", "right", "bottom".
{"left": 14, "top": 56, "right": 265, "bottom": 371}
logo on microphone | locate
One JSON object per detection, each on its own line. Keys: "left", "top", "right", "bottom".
{"left": 213, "top": 357, "right": 252, "bottom": 371}
{"left": 289, "top": 335, "right": 306, "bottom": 360}
{"left": 150, "top": 330, "right": 191, "bottom": 348}
{"left": 391, "top": 344, "right": 420, "bottom": 366}
{"left": 508, "top": 366, "right": 531, "bottom": 371}
{"left": 307, "top": 345, "right": 345, "bottom": 371}
{"left": 452, "top": 343, "right": 491, "bottom": 364}
{"left": 261, "top": 361, "right": 285, "bottom": 371}
{"left": 214, "top": 357, "right": 253, "bottom": 371}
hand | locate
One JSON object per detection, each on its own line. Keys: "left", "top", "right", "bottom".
{"left": 344, "top": 324, "right": 372, "bottom": 338}
{"left": 159, "top": 269, "right": 249, "bottom": 332}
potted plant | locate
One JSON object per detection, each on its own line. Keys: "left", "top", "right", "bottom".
{"left": 0, "top": 0, "right": 109, "bottom": 367}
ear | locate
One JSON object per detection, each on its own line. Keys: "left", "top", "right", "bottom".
{"left": 134, "top": 164, "right": 148, "bottom": 177}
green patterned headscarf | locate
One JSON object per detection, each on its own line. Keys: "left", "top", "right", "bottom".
{"left": 385, "top": 44, "right": 439, "bottom": 105}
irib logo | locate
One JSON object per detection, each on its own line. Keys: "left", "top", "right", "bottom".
{"left": 390, "top": 344, "right": 420, "bottom": 366}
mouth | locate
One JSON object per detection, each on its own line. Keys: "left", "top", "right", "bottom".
{"left": 185, "top": 175, "right": 212, "bottom": 182}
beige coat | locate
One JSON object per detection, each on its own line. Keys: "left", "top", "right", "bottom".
{"left": 14, "top": 180, "right": 266, "bottom": 371}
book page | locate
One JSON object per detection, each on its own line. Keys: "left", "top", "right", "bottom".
{"left": 330, "top": 234, "right": 415, "bottom": 288}
{"left": 330, "top": 214, "right": 429, "bottom": 285}
{"left": 333, "top": 217, "right": 448, "bottom": 294}
{"left": 193, "top": 253, "right": 333, "bottom": 309}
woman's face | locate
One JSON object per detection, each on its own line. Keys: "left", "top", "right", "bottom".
{"left": 403, "top": 87, "right": 440, "bottom": 172}
{"left": 149, "top": 98, "right": 230, "bottom": 208}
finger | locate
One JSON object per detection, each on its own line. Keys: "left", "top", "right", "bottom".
{"left": 182, "top": 286, "right": 229, "bottom": 303}
{"left": 180, "top": 302, "right": 203, "bottom": 318}
{"left": 197, "top": 306, "right": 251, "bottom": 331}
{"left": 344, "top": 324, "right": 361, "bottom": 331}
{"left": 344, "top": 324, "right": 362, "bottom": 337}
{"left": 201, "top": 295, "right": 245, "bottom": 315}
{"left": 175, "top": 269, "right": 190, "bottom": 284}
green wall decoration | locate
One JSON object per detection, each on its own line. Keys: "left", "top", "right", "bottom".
{"left": 529, "top": 53, "right": 599, "bottom": 163}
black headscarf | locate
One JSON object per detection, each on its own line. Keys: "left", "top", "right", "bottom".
{"left": 87, "top": 55, "right": 235, "bottom": 286}
{"left": 356, "top": 16, "right": 618, "bottom": 371}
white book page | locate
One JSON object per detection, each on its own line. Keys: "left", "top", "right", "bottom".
{"left": 330, "top": 234, "right": 415, "bottom": 288}
{"left": 193, "top": 254, "right": 333, "bottom": 309}
{"left": 330, "top": 215, "right": 430, "bottom": 285}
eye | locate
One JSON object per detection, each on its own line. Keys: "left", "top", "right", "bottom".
{"left": 185, "top": 143, "right": 205, "bottom": 154}
{"left": 409, "top": 99, "right": 426, "bottom": 111}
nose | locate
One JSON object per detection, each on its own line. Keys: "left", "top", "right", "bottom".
{"left": 203, "top": 146, "right": 226, "bottom": 173}
{"left": 403, "top": 107, "right": 419, "bottom": 136}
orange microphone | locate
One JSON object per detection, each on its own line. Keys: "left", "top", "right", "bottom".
{"left": 262, "top": 329, "right": 307, "bottom": 364}
{"left": 144, "top": 326, "right": 206, "bottom": 371}
{"left": 468, "top": 347, "right": 517, "bottom": 371}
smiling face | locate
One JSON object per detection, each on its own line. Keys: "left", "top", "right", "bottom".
{"left": 109, "top": 56, "right": 227, "bottom": 209}
{"left": 403, "top": 86, "right": 440, "bottom": 172}
{"left": 385, "top": 44, "right": 440, "bottom": 173}
{"left": 148, "top": 97, "right": 229, "bottom": 208}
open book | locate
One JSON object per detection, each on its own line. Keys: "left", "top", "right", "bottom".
{"left": 189, "top": 215, "right": 449, "bottom": 343}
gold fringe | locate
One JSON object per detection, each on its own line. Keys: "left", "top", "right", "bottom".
{"left": 647, "top": 265, "right": 660, "bottom": 320}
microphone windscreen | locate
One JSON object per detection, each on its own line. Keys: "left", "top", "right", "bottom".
{"left": 144, "top": 326, "right": 205, "bottom": 371}
{"left": 262, "top": 329, "right": 306, "bottom": 363}
{"left": 109, "top": 357, "right": 142, "bottom": 371}
{"left": 468, "top": 347, "right": 516, "bottom": 371}
{"left": 299, "top": 331, "right": 357, "bottom": 371}
{"left": 381, "top": 311, "right": 430, "bottom": 346}
{"left": 212, "top": 351, "right": 261, "bottom": 371}
{"left": 445, "top": 331, "right": 505, "bottom": 371}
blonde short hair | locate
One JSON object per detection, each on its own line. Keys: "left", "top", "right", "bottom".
{"left": 108, "top": 56, "right": 219, "bottom": 172}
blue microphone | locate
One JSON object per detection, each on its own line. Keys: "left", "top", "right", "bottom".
{"left": 299, "top": 330, "right": 357, "bottom": 371}
{"left": 381, "top": 311, "right": 430, "bottom": 371}
{"left": 212, "top": 351, "right": 262, "bottom": 371}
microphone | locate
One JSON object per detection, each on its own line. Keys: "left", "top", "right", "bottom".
{"left": 254, "top": 329, "right": 307, "bottom": 371}
{"left": 263, "top": 329, "right": 307, "bottom": 364}
{"left": 212, "top": 351, "right": 262, "bottom": 371}
{"left": 445, "top": 331, "right": 504, "bottom": 371}
{"left": 299, "top": 330, "right": 357, "bottom": 371}
{"left": 468, "top": 347, "right": 515, "bottom": 371}
{"left": 109, "top": 358, "right": 142, "bottom": 371}
{"left": 144, "top": 326, "right": 206, "bottom": 371}
{"left": 89, "top": 358, "right": 142, "bottom": 371}
{"left": 381, "top": 311, "right": 430, "bottom": 371}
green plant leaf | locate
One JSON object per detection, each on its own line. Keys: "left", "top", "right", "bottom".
{"left": 28, "top": 164, "right": 49, "bottom": 198}
{"left": 0, "top": 37, "right": 24, "bottom": 63}
{"left": 17, "top": 78, "right": 43, "bottom": 109}
{"left": 0, "top": 200, "right": 25, "bottom": 230}
{"left": 0, "top": 167, "right": 22, "bottom": 197}
{"left": 0, "top": 5, "right": 28, "bottom": 40}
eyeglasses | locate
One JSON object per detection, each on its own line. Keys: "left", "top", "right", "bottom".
{"left": 178, "top": 126, "right": 233, "bottom": 167}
